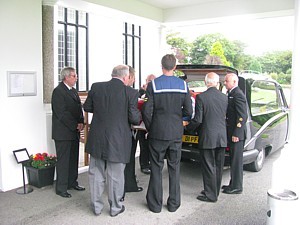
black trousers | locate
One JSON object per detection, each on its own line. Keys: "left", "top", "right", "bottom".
{"left": 200, "top": 147, "right": 225, "bottom": 201}
{"left": 146, "top": 138, "right": 182, "bottom": 213}
{"left": 228, "top": 140, "right": 244, "bottom": 190}
{"left": 54, "top": 139, "right": 79, "bottom": 193}
{"left": 124, "top": 136, "right": 139, "bottom": 192}
{"left": 137, "top": 130, "right": 150, "bottom": 170}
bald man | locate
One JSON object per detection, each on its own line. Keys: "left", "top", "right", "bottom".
{"left": 187, "top": 72, "right": 228, "bottom": 202}
{"left": 222, "top": 73, "right": 248, "bottom": 194}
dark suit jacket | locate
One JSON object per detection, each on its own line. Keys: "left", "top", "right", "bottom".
{"left": 226, "top": 86, "right": 248, "bottom": 141}
{"left": 52, "top": 82, "right": 84, "bottom": 140}
{"left": 83, "top": 78, "right": 140, "bottom": 163}
{"left": 188, "top": 87, "right": 228, "bottom": 149}
{"left": 142, "top": 75, "right": 193, "bottom": 141}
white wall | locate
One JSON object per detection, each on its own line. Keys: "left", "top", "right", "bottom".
{"left": 0, "top": 0, "right": 46, "bottom": 191}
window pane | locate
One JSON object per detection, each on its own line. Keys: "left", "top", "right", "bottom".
{"left": 58, "top": 24, "right": 65, "bottom": 80}
{"left": 127, "top": 38, "right": 133, "bottom": 66}
{"left": 78, "top": 28, "right": 87, "bottom": 91}
{"left": 67, "top": 26, "right": 76, "bottom": 67}
{"left": 78, "top": 11, "right": 86, "bottom": 26}
{"left": 251, "top": 81, "right": 279, "bottom": 115}
{"left": 58, "top": 6, "right": 64, "bottom": 21}
{"left": 127, "top": 23, "right": 132, "bottom": 34}
{"left": 134, "top": 39, "right": 140, "bottom": 87}
{"left": 67, "top": 8, "right": 76, "bottom": 24}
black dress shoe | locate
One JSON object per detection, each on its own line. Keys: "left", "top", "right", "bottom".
{"left": 71, "top": 185, "right": 85, "bottom": 191}
{"left": 223, "top": 188, "right": 243, "bottom": 194}
{"left": 141, "top": 168, "right": 151, "bottom": 174}
{"left": 111, "top": 205, "right": 125, "bottom": 217}
{"left": 126, "top": 187, "right": 143, "bottom": 192}
{"left": 221, "top": 185, "right": 230, "bottom": 189}
{"left": 196, "top": 195, "right": 216, "bottom": 202}
{"left": 56, "top": 191, "right": 72, "bottom": 198}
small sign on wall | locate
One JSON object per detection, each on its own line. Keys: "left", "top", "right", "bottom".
{"left": 7, "top": 71, "right": 37, "bottom": 97}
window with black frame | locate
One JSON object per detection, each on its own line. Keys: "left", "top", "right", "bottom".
{"left": 57, "top": 6, "right": 89, "bottom": 91}
{"left": 251, "top": 81, "right": 279, "bottom": 115}
{"left": 123, "top": 22, "right": 141, "bottom": 88}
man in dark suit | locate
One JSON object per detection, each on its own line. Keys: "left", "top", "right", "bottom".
{"left": 83, "top": 65, "right": 140, "bottom": 217}
{"left": 187, "top": 72, "right": 228, "bottom": 202}
{"left": 222, "top": 73, "right": 248, "bottom": 194}
{"left": 137, "top": 74, "right": 156, "bottom": 175}
{"left": 51, "top": 67, "right": 85, "bottom": 198}
{"left": 123, "top": 66, "right": 143, "bottom": 195}
{"left": 142, "top": 54, "right": 193, "bottom": 213}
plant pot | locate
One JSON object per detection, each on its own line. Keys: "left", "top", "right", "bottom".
{"left": 26, "top": 166, "right": 55, "bottom": 188}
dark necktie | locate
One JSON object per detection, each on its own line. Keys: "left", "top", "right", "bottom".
{"left": 70, "top": 88, "right": 79, "bottom": 101}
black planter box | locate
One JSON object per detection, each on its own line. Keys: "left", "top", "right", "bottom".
{"left": 26, "top": 166, "right": 55, "bottom": 188}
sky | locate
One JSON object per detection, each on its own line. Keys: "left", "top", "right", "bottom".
{"left": 168, "top": 16, "right": 294, "bottom": 56}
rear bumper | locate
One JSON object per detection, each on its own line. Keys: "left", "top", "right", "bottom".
{"left": 181, "top": 145, "right": 259, "bottom": 165}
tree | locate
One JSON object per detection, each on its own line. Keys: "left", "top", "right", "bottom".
{"left": 166, "top": 33, "right": 191, "bottom": 63}
{"left": 189, "top": 33, "right": 246, "bottom": 68}
{"left": 165, "top": 31, "right": 292, "bottom": 82}
{"left": 190, "top": 33, "right": 224, "bottom": 64}
{"left": 259, "top": 50, "right": 292, "bottom": 74}
{"left": 209, "top": 41, "right": 230, "bottom": 66}
{"left": 248, "top": 58, "right": 262, "bottom": 72}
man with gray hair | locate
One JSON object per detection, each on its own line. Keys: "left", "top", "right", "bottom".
{"left": 187, "top": 72, "right": 228, "bottom": 202}
{"left": 222, "top": 73, "right": 248, "bottom": 194}
{"left": 51, "top": 67, "right": 85, "bottom": 198}
{"left": 83, "top": 65, "right": 140, "bottom": 216}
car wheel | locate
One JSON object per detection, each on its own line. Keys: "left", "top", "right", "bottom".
{"left": 244, "top": 148, "right": 265, "bottom": 172}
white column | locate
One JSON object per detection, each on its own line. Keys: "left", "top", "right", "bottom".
{"left": 271, "top": 0, "right": 300, "bottom": 199}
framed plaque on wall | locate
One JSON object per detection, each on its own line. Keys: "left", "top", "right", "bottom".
{"left": 7, "top": 71, "right": 37, "bottom": 97}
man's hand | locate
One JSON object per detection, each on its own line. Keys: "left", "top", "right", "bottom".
{"left": 232, "top": 136, "right": 239, "bottom": 142}
{"left": 183, "top": 121, "right": 189, "bottom": 126}
{"left": 77, "top": 123, "right": 84, "bottom": 131}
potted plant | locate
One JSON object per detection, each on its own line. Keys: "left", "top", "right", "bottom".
{"left": 25, "top": 152, "right": 57, "bottom": 188}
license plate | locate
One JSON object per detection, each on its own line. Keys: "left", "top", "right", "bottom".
{"left": 182, "top": 135, "right": 198, "bottom": 144}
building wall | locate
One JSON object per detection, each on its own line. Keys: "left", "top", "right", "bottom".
{"left": 0, "top": 0, "right": 46, "bottom": 191}
{"left": 0, "top": 0, "right": 163, "bottom": 192}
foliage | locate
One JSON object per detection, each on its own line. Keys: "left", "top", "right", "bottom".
{"left": 189, "top": 33, "right": 245, "bottom": 68}
{"left": 190, "top": 33, "right": 225, "bottom": 64}
{"left": 209, "top": 41, "right": 230, "bottom": 66}
{"left": 26, "top": 153, "right": 57, "bottom": 169}
{"left": 165, "top": 31, "right": 292, "bottom": 84}
{"left": 249, "top": 59, "right": 262, "bottom": 72}
{"left": 259, "top": 50, "right": 292, "bottom": 74}
{"left": 166, "top": 33, "right": 191, "bottom": 63}
{"left": 276, "top": 72, "right": 291, "bottom": 84}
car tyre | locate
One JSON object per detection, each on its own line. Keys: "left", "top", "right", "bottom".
{"left": 244, "top": 148, "right": 265, "bottom": 172}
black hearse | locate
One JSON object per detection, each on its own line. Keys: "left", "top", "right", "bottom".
{"left": 177, "top": 65, "right": 289, "bottom": 172}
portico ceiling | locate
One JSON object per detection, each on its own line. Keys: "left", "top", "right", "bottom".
{"left": 80, "top": 0, "right": 294, "bottom": 23}
{"left": 138, "top": 0, "right": 221, "bottom": 10}
{"left": 137, "top": 0, "right": 295, "bottom": 23}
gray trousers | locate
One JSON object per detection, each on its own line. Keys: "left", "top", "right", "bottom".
{"left": 89, "top": 156, "right": 125, "bottom": 215}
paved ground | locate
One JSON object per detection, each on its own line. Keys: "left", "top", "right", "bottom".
{"left": 0, "top": 149, "right": 290, "bottom": 225}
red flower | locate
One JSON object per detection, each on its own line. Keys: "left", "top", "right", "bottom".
{"left": 28, "top": 152, "right": 57, "bottom": 169}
